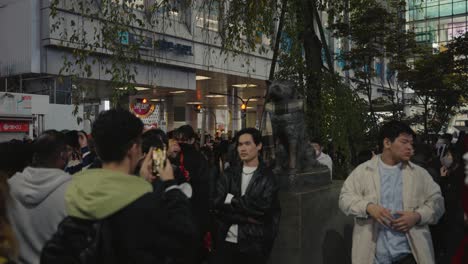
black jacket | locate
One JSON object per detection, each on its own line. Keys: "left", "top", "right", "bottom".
{"left": 175, "top": 144, "right": 212, "bottom": 235}
{"left": 109, "top": 181, "right": 198, "bottom": 263}
{"left": 42, "top": 179, "right": 198, "bottom": 264}
{"left": 213, "top": 162, "right": 281, "bottom": 256}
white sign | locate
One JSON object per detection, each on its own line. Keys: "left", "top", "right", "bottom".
{"left": 0, "top": 93, "right": 32, "bottom": 115}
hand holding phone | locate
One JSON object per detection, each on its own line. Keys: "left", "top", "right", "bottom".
{"left": 152, "top": 146, "right": 167, "bottom": 175}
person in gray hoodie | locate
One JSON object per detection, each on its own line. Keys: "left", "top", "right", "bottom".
{"left": 7, "top": 130, "right": 71, "bottom": 264}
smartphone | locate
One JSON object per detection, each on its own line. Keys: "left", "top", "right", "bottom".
{"left": 152, "top": 145, "right": 167, "bottom": 175}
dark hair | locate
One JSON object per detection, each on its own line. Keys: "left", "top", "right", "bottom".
{"left": 166, "top": 130, "right": 174, "bottom": 139}
{"left": 310, "top": 137, "right": 322, "bottom": 146}
{"left": 411, "top": 143, "right": 434, "bottom": 166}
{"left": 378, "top": 120, "right": 416, "bottom": 151}
{"left": 142, "top": 129, "right": 168, "bottom": 154}
{"left": 0, "top": 140, "right": 33, "bottom": 177}
{"left": 91, "top": 109, "right": 144, "bottom": 163}
{"left": 32, "top": 130, "right": 67, "bottom": 167}
{"left": 174, "top": 125, "right": 196, "bottom": 141}
{"left": 64, "top": 130, "right": 80, "bottom": 150}
{"left": 236, "top": 128, "right": 262, "bottom": 146}
{"left": 445, "top": 144, "right": 463, "bottom": 166}
{"left": 441, "top": 133, "right": 453, "bottom": 142}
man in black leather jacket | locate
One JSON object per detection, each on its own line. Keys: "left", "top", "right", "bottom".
{"left": 212, "top": 128, "right": 280, "bottom": 264}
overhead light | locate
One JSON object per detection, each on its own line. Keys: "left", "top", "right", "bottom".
{"left": 232, "top": 84, "right": 257, "bottom": 88}
{"left": 116, "top": 87, "right": 150, "bottom": 91}
{"left": 169, "top": 91, "right": 186, "bottom": 94}
{"left": 135, "top": 86, "right": 150, "bottom": 91}
{"left": 243, "top": 98, "right": 258, "bottom": 102}
{"left": 186, "top": 102, "right": 203, "bottom": 105}
{"left": 206, "top": 94, "right": 225, "bottom": 98}
{"left": 150, "top": 99, "right": 165, "bottom": 102}
{"left": 217, "top": 105, "right": 228, "bottom": 107}
{"left": 246, "top": 107, "right": 254, "bottom": 109}
{"left": 196, "top": 75, "right": 211, "bottom": 81}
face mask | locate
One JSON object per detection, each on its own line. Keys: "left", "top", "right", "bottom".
{"left": 315, "top": 150, "right": 321, "bottom": 157}
{"left": 441, "top": 156, "right": 453, "bottom": 168}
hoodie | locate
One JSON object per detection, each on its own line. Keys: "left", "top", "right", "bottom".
{"left": 65, "top": 169, "right": 152, "bottom": 220}
{"left": 63, "top": 169, "right": 197, "bottom": 264}
{"left": 7, "top": 167, "right": 72, "bottom": 264}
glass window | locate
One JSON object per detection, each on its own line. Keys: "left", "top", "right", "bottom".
{"left": 411, "top": 7, "right": 426, "bottom": 20}
{"left": 196, "top": 0, "right": 220, "bottom": 31}
{"left": 426, "top": 0, "right": 440, "bottom": 8}
{"left": 426, "top": 6, "right": 439, "bottom": 18}
{"left": 452, "top": 15, "right": 468, "bottom": 24}
{"left": 408, "top": 0, "right": 424, "bottom": 10}
{"left": 453, "top": 1, "right": 467, "bottom": 15}
{"left": 440, "top": 3, "right": 453, "bottom": 17}
{"left": 411, "top": 9, "right": 416, "bottom": 21}
{"left": 439, "top": 28, "right": 449, "bottom": 43}
{"left": 450, "top": 24, "right": 468, "bottom": 40}
{"left": 429, "top": 29, "right": 438, "bottom": 43}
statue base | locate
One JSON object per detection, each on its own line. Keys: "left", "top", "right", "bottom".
{"left": 270, "top": 181, "right": 354, "bottom": 264}
{"left": 277, "top": 167, "right": 331, "bottom": 190}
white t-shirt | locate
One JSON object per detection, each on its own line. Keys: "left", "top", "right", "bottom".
{"left": 224, "top": 166, "right": 257, "bottom": 243}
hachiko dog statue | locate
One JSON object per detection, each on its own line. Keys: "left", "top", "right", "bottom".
{"left": 265, "top": 80, "right": 329, "bottom": 187}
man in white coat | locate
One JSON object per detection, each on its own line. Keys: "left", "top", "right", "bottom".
{"left": 339, "top": 120, "right": 444, "bottom": 264}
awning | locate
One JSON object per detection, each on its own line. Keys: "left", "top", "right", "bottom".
{"left": 0, "top": 114, "right": 34, "bottom": 121}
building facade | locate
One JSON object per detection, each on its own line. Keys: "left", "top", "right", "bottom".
{"left": 408, "top": 0, "right": 467, "bottom": 49}
{"left": 0, "top": 0, "right": 273, "bottom": 136}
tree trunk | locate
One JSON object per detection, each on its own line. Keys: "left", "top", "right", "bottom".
{"left": 260, "top": 0, "right": 287, "bottom": 132}
{"left": 366, "top": 77, "right": 377, "bottom": 126}
{"left": 423, "top": 97, "right": 429, "bottom": 138}
{"left": 301, "top": 0, "right": 323, "bottom": 139}
{"left": 268, "top": 0, "right": 287, "bottom": 81}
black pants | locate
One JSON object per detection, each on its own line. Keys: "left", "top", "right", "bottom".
{"left": 393, "top": 254, "right": 417, "bottom": 264}
{"left": 211, "top": 241, "right": 267, "bottom": 264}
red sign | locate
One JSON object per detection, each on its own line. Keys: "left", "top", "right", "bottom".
{"left": 0, "top": 121, "right": 29, "bottom": 132}
{"left": 130, "top": 102, "right": 155, "bottom": 118}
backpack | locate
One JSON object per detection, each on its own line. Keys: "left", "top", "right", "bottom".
{"left": 40, "top": 216, "right": 114, "bottom": 264}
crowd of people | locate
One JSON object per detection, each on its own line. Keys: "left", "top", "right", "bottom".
{"left": 0, "top": 110, "right": 467, "bottom": 264}
{"left": 0, "top": 108, "right": 280, "bottom": 264}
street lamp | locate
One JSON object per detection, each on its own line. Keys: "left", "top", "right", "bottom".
{"left": 208, "top": 92, "right": 261, "bottom": 129}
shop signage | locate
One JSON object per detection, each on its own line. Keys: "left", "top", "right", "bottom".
{"left": 0, "top": 93, "right": 32, "bottom": 115}
{"left": 119, "top": 31, "right": 153, "bottom": 49}
{"left": 130, "top": 102, "right": 155, "bottom": 118}
{"left": 155, "top": 39, "right": 193, "bottom": 56}
{"left": 0, "top": 121, "right": 29, "bottom": 132}
{"left": 117, "top": 32, "right": 192, "bottom": 55}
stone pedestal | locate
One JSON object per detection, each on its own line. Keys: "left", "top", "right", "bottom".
{"left": 270, "top": 181, "right": 354, "bottom": 264}
{"left": 278, "top": 167, "right": 331, "bottom": 190}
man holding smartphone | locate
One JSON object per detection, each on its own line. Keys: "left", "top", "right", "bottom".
{"left": 339, "top": 121, "right": 445, "bottom": 264}
{"left": 44, "top": 109, "right": 197, "bottom": 264}
{"left": 213, "top": 128, "right": 280, "bottom": 264}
